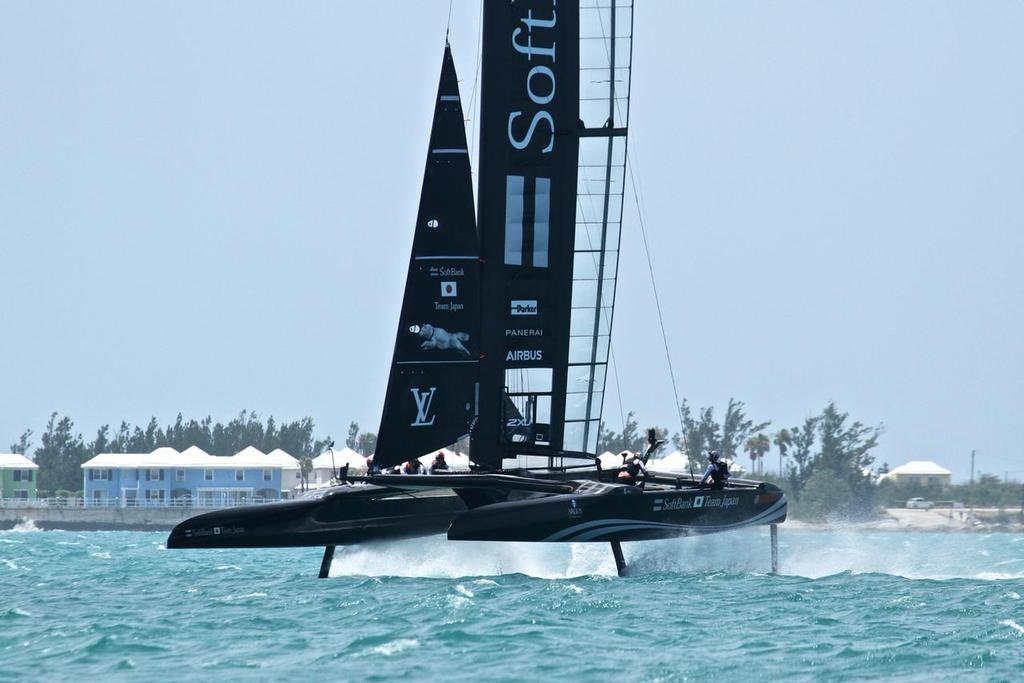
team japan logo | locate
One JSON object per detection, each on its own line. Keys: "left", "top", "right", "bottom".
{"left": 441, "top": 281, "right": 457, "bottom": 297}
{"left": 409, "top": 387, "right": 437, "bottom": 427}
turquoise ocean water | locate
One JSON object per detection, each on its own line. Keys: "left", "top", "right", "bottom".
{"left": 2, "top": 524, "right": 1024, "bottom": 681}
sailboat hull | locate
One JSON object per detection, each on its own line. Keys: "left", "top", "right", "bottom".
{"left": 447, "top": 482, "right": 787, "bottom": 543}
{"left": 166, "top": 485, "right": 465, "bottom": 549}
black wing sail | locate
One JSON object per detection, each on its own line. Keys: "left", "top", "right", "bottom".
{"left": 473, "top": 1, "right": 582, "bottom": 465}
{"left": 374, "top": 45, "right": 481, "bottom": 469}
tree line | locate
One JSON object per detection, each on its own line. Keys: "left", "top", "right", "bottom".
{"left": 599, "top": 399, "right": 884, "bottom": 520}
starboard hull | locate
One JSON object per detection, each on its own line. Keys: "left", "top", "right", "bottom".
{"left": 448, "top": 482, "right": 787, "bottom": 542}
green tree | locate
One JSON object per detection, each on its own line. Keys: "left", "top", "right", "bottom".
{"left": 597, "top": 411, "right": 647, "bottom": 454}
{"left": 773, "top": 428, "right": 792, "bottom": 478}
{"left": 10, "top": 429, "right": 33, "bottom": 455}
{"left": 346, "top": 422, "right": 361, "bottom": 450}
{"left": 356, "top": 432, "right": 377, "bottom": 456}
{"left": 744, "top": 433, "right": 771, "bottom": 475}
{"left": 33, "top": 413, "right": 90, "bottom": 493}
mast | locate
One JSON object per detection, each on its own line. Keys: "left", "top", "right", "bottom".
{"left": 374, "top": 45, "right": 481, "bottom": 468}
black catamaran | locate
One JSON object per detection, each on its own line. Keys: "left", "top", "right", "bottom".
{"left": 168, "top": 1, "right": 787, "bottom": 577}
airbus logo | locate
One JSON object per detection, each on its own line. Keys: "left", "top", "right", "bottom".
{"left": 409, "top": 387, "right": 437, "bottom": 427}
{"left": 510, "top": 300, "right": 538, "bottom": 316}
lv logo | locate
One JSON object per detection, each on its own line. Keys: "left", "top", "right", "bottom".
{"left": 410, "top": 387, "right": 437, "bottom": 427}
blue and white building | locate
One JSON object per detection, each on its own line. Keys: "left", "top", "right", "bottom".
{"left": 81, "top": 446, "right": 300, "bottom": 507}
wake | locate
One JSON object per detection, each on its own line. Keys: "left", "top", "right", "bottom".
{"left": 326, "top": 528, "right": 1024, "bottom": 581}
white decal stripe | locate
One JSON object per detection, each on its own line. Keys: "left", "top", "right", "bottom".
{"left": 533, "top": 177, "right": 550, "bottom": 268}
{"left": 542, "top": 498, "right": 788, "bottom": 542}
{"left": 504, "top": 175, "right": 524, "bottom": 265}
{"left": 439, "top": 95, "right": 460, "bottom": 101}
{"left": 432, "top": 148, "right": 469, "bottom": 154}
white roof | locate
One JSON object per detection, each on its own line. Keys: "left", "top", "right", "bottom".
{"left": 267, "top": 449, "right": 301, "bottom": 469}
{"left": 649, "top": 450, "right": 690, "bottom": 473}
{"left": 0, "top": 453, "right": 38, "bottom": 469}
{"left": 312, "top": 447, "right": 365, "bottom": 469}
{"left": 82, "top": 445, "right": 299, "bottom": 470}
{"left": 888, "top": 460, "right": 952, "bottom": 476}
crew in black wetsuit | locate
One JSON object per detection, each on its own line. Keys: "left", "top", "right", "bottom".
{"left": 400, "top": 459, "right": 427, "bottom": 475}
{"left": 617, "top": 450, "right": 648, "bottom": 486}
{"left": 700, "top": 451, "right": 729, "bottom": 490}
{"left": 428, "top": 452, "right": 448, "bottom": 474}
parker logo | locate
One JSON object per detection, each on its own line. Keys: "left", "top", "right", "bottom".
{"left": 441, "top": 281, "right": 457, "bottom": 297}
{"left": 409, "top": 387, "right": 437, "bottom": 427}
{"left": 506, "top": 349, "right": 543, "bottom": 362}
{"left": 510, "top": 300, "right": 538, "bottom": 316}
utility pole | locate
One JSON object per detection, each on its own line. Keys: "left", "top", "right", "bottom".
{"left": 970, "top": 449, "right": 976, "bottom": 486}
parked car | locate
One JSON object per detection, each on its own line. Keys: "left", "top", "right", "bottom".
{"left": 906, "top": 497, "right": 935, "bottom": 510}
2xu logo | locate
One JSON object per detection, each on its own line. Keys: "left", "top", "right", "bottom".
{"left": 409, "top": 387, "right": 437, "bottom": 427}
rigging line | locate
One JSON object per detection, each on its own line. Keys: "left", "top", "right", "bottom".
{"left": 627, "top": 154, "right": 686, "bottom": 446}
{"left": 466, "top": 0, "right": 484, "bottom": 162}
{"left": 446, "top": 0, "right": 454, "bottom": 38}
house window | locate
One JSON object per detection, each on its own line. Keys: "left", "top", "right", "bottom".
{"left": 145, "top": 489, "right": 165, "bottom": 503}
{"left": 146, "top": 468, "right": 163, "bottom": 481}
{"left": 235, "top": 470, "right": 244, "bottom": 481}
{"left": 93, "top": 469, "right": 110, "bottom": 481}
{"left": 262, "top": 469, "right": 272, "bottom": 481}
{"left": 13, "top": 469, "right": 31, "bottom": 482}
{"left": 204, "top": 469, "right": 214, "bottom": 481}
{"left": 92, "top": 490, "right": 105, "bottom": 502}
{"left": 176, "top": 469, "right": 185, "bottom": 481}
{"left": 14, "top": 490, "right": 28, "bottom": 500}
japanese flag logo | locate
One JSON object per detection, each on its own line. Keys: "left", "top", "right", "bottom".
{"left": 441, "top": 281, "right": 457, "bottom": 297}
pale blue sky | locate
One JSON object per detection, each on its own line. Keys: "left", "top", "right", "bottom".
{"left": 1, "top": 2, "right": 1021, "bottom": 481}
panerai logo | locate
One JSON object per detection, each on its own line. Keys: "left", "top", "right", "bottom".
{"left": 409, "top": 387, "right": 437, "bottom": 427}
{"left": 568, "top": 499, "right": 582, "bottom": 517}
{"left": 510, "top": 300, "right": 538, "bottom": 316}
{"left": 506, "top": 349, "right": 543, "bottom": 362}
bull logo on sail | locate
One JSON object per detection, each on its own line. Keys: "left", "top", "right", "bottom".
{"left": 410, "top": 387, "right": 438, "bottom": 427}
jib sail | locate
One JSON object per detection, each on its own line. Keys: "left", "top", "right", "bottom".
{"left": 374, "top": 45, "right": 481, "bottom": 468}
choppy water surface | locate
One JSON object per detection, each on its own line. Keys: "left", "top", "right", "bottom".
{"left": 2, "top": 524, "right": 1023, "bottom": 681}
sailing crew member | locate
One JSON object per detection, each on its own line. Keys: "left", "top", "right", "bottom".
{"left": 400, "top": 458, "right": 427, "bottom": 475}
{"left": 700, "top": 451, "right": 729, "bottom": 490}
{"left": 365, "top": 455, "right": 382, "bottom": 475}
{"left": 617, "top": 450, "right": 648, "bottom": 486}
{"left": 428, "top": 452, "right": 448, "bottom": 474}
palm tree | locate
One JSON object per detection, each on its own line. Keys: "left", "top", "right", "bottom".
{"left": 299, "top": 456, "right": 313, "bottom": 492}
{"left": 743, "top": 434, "right": 771, "bottom": 475}
{"left": 773, "top": 428, "right": 793, "bottom": 478}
